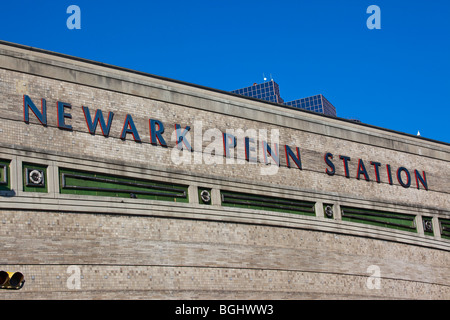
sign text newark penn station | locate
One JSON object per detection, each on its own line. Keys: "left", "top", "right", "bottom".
{"left": 22, "top": 95, "right": 429, "bottom": 190}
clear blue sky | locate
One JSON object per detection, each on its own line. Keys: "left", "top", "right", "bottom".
{"left": 1, "top": 0, "right": 449, "bottom": 143}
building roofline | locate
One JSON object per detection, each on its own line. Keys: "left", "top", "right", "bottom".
{"left": 0, "top": 40, "right": 448, "bottom": 147}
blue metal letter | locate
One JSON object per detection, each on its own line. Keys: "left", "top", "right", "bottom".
{"left": 324, "top": 152, "right": 335, "bottom": 175}
{"left": 82, "top": 106, "right": 114, "bottom": 137}
{"left": 339, "top": 155, "right": 351, "bottom": 178}
{"left": 356, "top": 159, "right": 370, "bottom": 181}
{"left": 386, "top": 164, "right": 393, "bottom": 185}
{"left": 175, "top": 124, "right": 192, "bottom": 151}
{"left": 57, "top": 101, "right": 73, "bottom": 130}
{"left": 397, "top": 167, "right": 411, "bottom": 188}
{"left": 370, "top": 161, "right": 381, "bottom": 183}
{"left": 284, "top": 145, "right": 301, "bottom": 169}
{"left": 223, "top": 133, "right": 236, "bottom": 158}
{"left": 262, "top": 141, "right": 280, "bottom": 166}
{"left": 120, "top": 114, "right": 141, "bottom": 142}
{"left": 244, "top": 137, "right": 257, "bottom": 162}
{"left": 149, "top": 119, "right": 167, "bottom": 147}
{"left": 23, "top": 95, "right": 47, "bottom": 126}
{"left": 414, "top": 170, "right": 428, "bottom": 190}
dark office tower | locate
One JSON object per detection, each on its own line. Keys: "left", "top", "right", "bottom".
{"left": 231, "top": 80, "right": 284, "bottom": 104}
{"left": 284, "top": 94, "right": 337, "bottom": 117}
{"left": 231, "top": 80, "right": 337, "bottom": 117}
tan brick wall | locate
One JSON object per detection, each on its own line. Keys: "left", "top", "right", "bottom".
{"left": 0, "top": 211, "right": 448, "bottom": 299}
{"left": 0, "top": 42, "right": 448, "bottom": 299}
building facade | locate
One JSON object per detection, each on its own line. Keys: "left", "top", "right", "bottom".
{"left": 0, "top": 41, "right": 449, "bottom": 299}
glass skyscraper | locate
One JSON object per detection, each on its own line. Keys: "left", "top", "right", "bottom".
{"left": 231, "top": 80, "right": 337, "bottom": 117}
{"left": 284, "top": 94, "right": 337, "bottom": 117}
{"left": 230, "top": 80, "right": 284, "bottom": 104}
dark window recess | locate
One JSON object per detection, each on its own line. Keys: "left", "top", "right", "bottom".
{"left": 221, "top": 190, "right": 315, "bottom": 216}
{"left": 341, "top": 206, "right": 417, "bottom": 233}
{"left": 59, "top": 168, "right": 188, "bottom": 203}
{"left": 439, "top": 218, "right": 450, "bottom": 240}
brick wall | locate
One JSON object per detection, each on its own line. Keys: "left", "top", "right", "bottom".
{"left": 1, "top": 211, "right": 448, "bottom": 299}
{"left": 0, "top": 42, "right": 448, "bottom": 299}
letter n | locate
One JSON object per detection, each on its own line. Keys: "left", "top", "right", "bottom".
{"left": 285, "top": 145, "right": 302, "bottom": 169}
{"left": 23, "top": 95, "right": 47, "bottom": 126}
{"left": 415, "top": 170, "right": 428, "bottom": 191}
{"left": 262, "top": 141, "right": 280, "bottom": 166}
